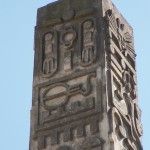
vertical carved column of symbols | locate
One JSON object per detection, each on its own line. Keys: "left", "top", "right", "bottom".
{"left": 81, "top": 19, "right": 97, "bottom": 66}
{"left": 121, "top": 28, "right": 143, "bottom": 143}
{"left": 109, "top": 108, "right": 138, "bottom": 150}
{"left": 116, "top": 18, "right": 136, "bottom": 70}
{"left": 112, "top": 73, "right": 137, "bottom": 142}
{"left": 120, "top": 46, "right": 142, "bottom": 148}
{"left": 111, "top": 67, "right": 143, "bottom": 148}
{"left": 105, "top": 9, "right": 136, "bottom": 66}
{"left": 105, "top": 8, "right": 142, "bottom": 149}
{"left": 61, "top": 26, "right": 77, "bottom": 71}
{"left": 122, "top": 69, "right": 137, "bottom": 117}
{"left": 42, "top": 31, "right": 58, "bottom": 77}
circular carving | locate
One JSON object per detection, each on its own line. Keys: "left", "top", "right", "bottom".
{"left": 63, "top": 32, "right": 74, "bottom": 43}
{"left": 45, "top": 32, "right": 53, "bottom": 41}
{"left": 42, "top": 83, "right": 69, "bottom": 111}
{"left": 62, "top": 10, "right": 75, "bottom": 21}
{"left": 83, "top": 20, "right": 93, "bottom": 29}
{"left": 61, "top": 27, "right": 77, "bottom": 49}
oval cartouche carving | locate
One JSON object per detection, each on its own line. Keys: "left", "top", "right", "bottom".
{"left": 81, "top": 19, "right": 97, "bottom": 67}
{"left": 42, "top": 31, "right": 58, "bottom": 78}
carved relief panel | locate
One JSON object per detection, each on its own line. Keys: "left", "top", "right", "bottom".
{"left": 30, "top": 1, "right": 142, "bottom": 150}
{"left": 105, "top": 8, "right": 142, "bottom": 150}
{"left": 42, "top": 31, "right": 58, "bottom": 78}
{"left": 105, "top": 9, "right": 136, "bottom": 70}
{"left": 35, "top": 16, "right": 102, "bottom": 146}
{"left": 37, "top": 69, "right": 102, "bottom": 127}
{"left": 37, "top": 123, "right": 103, "bottom": 150}
{"left": 60, "top": 26, "right": 77, "bottom": 71}
{"left": 81, "top": 18, "right": 97, "bottom": 66}
{"left": 107, "top": 69, "right": 142, "bottom": 149}
{"left": 32, "top": 6, "right": 102, "bottom": 148}
{"left": 37, "top": 17, "right": 98, "bottom": 82}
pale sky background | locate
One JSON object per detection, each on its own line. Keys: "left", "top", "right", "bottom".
{"left": 0, "top": 0, "right": 149, "bottom": 150}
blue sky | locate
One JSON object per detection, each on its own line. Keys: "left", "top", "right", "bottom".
{"left": 0, "top": 0, "right": 149, "bottom": 150}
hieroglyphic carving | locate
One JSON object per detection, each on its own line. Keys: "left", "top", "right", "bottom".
{"left": 81, "top": 19, "right": 97, "bottom": 66}
{"left": 41, "top": 73, "right": 95, "bottom": 112}
{"left": 109, "top": 108, "right": 138, "bottom": 150}
{"left": 36, "top": 118, "right": 101, "bottom": 149}
{"left": 105, "top": 9, "right": 136, "bottom": 66}
{"left": 42, "top": 96, "right": 95, "bottom": 124}
{"left": 61, "top": 26, "right": 77, "bottom": 50}
{"left": 109, "top": 69, "right": 142, "bottom": 148}
{"left": 61, "top": 26, "right": 77, "bottom": 71}
{"left": 105, "top": 8, "right": 142, "bottom": 150}
{"left": 42, "top": 31, "right": 58, "bottom": 77}
{"left": 30, "top": 1, "right": 142, "bottom": 150}
{"left": 122, "top": 70, "right": 136, "bottom": 99}
{"left": 36, "top": 70, "right": 99, "bottom": 129}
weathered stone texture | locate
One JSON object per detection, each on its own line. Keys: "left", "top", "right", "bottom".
{"left": 30, "top": 0, "right": 143, "bottom": 150}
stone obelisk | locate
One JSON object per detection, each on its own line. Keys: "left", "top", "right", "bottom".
{"left": 29, "top": 0, "right": 143, "bottom": 149}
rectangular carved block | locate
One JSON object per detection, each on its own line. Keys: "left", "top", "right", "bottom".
{"left": 30, "top": 0, "right": 142, "bottom": 150}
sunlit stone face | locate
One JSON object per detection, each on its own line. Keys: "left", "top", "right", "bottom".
{"left": 63, "top": 32, "right": 74, "bottom": 43}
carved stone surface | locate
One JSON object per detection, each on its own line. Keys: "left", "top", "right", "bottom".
{"left": 81, "top": 18, "right": 97, "bottom": 66}
{"left": 30, "top": 0, "right": 142, "bottom": 150}
{"left": 42, "top": 31, "right": 58, "bottom": 77}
